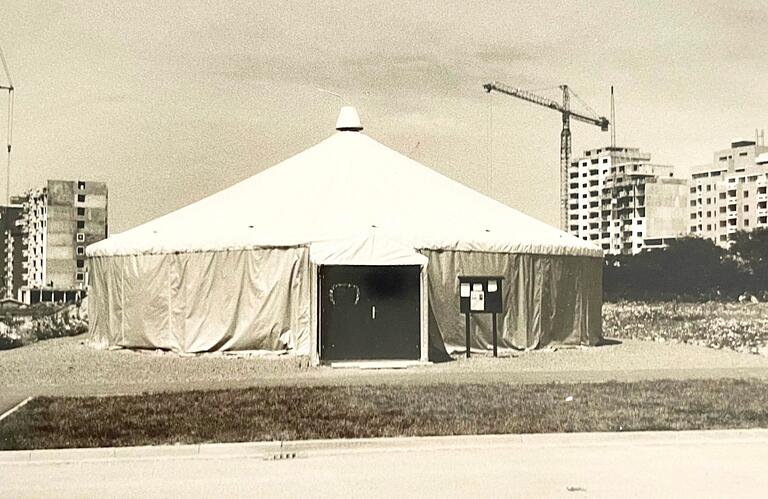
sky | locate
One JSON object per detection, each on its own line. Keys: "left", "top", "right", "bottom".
{"left": 1, "top": 0, "right": 767, "bottom": 233}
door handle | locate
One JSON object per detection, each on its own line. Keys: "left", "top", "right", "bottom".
{"left": 371, "top": 305, "right": 376, "bottom": 319}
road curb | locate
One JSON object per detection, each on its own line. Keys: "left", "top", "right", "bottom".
{"left": 3, "top": 428, "right": 768, "bottom": 464}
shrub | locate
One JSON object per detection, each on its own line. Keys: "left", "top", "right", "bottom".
{"left": 0, "top": 301, "right": 88, "bottom": 350}
{"left": 0, "top": 322, "right": 24, "bottom": 350}
{"left": 604, "top": 301, "right": 768, "bottom": 354}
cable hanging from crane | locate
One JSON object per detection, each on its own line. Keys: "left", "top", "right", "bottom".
{"left": 488, "top": 87, "right": 493, "bottom": 196}
{"left": 0, "top": 43, "right": 14, "bottom": 207}
{"left": 569, "top": 87, "right": 600, "bottom": 123}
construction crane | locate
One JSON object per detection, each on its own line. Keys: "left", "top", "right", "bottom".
{"left": 0, "top": 43, "right": 13, "bottom": 206}
{"left": 483, "top": 81, "right": 609, "bottom": 231}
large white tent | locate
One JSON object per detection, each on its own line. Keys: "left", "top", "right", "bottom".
{"left": 87, "top": 107, "right": 603, "bottom": 362}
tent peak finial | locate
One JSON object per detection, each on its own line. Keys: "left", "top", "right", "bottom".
{"left": 336, "top": 106, "right": 363, "bottom": 132}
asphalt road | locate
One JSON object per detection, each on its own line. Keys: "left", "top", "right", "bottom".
{"left": 3, "top": 430, "right": 768, "bottom": 498}
{"left": 0, "top": 395, "right": 26, "bottom": 419}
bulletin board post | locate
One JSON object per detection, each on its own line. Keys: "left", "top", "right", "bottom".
{"left": 458, "top": 276, "right": 504, "bottom": 358}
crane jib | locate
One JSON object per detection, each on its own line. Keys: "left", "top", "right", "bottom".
{"left": 482, "top": 80, "right": 610, "bottom": 231}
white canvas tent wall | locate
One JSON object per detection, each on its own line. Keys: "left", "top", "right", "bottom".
{"left": 87, "top": 107, "right": 603, "bottom": 361}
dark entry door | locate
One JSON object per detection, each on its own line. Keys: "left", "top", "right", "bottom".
{"left": 320, "top": 265, "right": 421, "bottom": 361}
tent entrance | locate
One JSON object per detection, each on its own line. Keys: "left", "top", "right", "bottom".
{"left": 319, "top": 265, "right": 421, "bottom": 361}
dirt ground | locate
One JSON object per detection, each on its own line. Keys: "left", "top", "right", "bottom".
{"left": 4, "top": 335, "right": 768, "bottom": 414}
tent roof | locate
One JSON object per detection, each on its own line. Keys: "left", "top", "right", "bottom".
{"left": 88, "top": 110, "right": 602, "bottom": 258}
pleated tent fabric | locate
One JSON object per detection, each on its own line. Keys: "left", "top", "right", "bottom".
{"left": 87, "top": 107, "right": 603, "bottom": 358}
{"left": 87, "top": 248, "right": 310, "bottom": 353}
{"left": 422, "top": 250, "right": 602, "bottom": 352}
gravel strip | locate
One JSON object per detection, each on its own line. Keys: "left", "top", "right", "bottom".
{"left": 3, "top": 335, "right": 768, "bottom": 399}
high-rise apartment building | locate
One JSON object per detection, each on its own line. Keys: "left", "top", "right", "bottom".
{"left": 689, "top": 139, "right": 768, "bottom": 246}
{"left": 568, "top": 146, "right": 688, "bottom": 255}
{"left": 17, "top": 180, "right": 108, "bottom": 303}
{"left": 0, "top": 200, "right": 26, "bottom": 298}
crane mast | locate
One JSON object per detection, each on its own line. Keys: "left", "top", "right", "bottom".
{"left": 559, "top": 86, "right": 571, "bottom": 234}
{"left": 483, "top": 81, "right": 609, "bottom": 231}
{"left": 0, "top": 43, "right": 13, "bottom": 207}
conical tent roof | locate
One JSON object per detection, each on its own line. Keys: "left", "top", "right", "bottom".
{"left": 88, "top": 111, "right": 601, "bottom": 258}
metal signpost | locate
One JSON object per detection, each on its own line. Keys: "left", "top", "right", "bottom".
{"left": 458, "top": 276, "right": 504, "bottom": 358}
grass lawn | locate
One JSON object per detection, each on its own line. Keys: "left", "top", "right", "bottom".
{"left": 3, "top": 378, "right": 768, "bottom": 450}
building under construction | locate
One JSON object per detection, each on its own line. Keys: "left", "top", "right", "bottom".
{"left": 2, "top": 179, "right": 108, "bottom": 303}
{"left": 568, "top": 146, "right": 688, "bottom": 255}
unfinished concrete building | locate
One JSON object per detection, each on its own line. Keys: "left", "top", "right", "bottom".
{"left": 17, "top": 180, "right": 108, "bottom": 304}
{"left": 568, "top": 146, "right": 688, "bottom": 255}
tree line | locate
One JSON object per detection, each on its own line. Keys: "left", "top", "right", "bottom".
{"left": 603, "top": 228, "right": 768, "bottom": 301}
